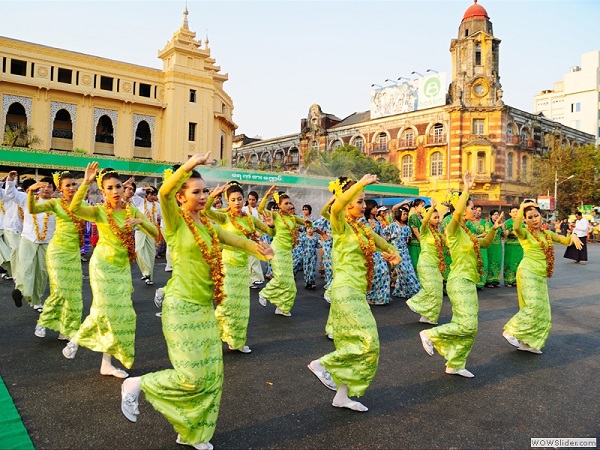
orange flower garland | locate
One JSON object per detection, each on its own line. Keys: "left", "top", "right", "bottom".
{"left": 105, "top": 201, "right": 136, "bottom": 262}
{"left": 18, "top": 206, "right": 24, "bottom": 222}
{"left": 227, "top": 210, "right": 258, "bottom": 241}
{"left": 347, "top": 216, "right": 376, "bottom": 291}
{"left": 279, "top": 212, "right": 299, "bottom": 247}
{"left": 429, "top": 224, "right": 447, "bottom": 275}
{"left": 461, "top": 223, "right": 484, "bottom": 280}
{"left": 0, "top": 201, "right": 5, "bottom": 215}
{"left": 144, "top": 199, "right": 158, "bottom": 226}
{"left": 527, "top": 226, "right": 555, "bottom": 278}
{"left": 61, "top": 197, "right": 85, "bottom": 248}
{"left": 33, "top": 212, "right": 51, "bottom": 241}
{"left": 181, "top": 210, "right": 226, "bottom": 305}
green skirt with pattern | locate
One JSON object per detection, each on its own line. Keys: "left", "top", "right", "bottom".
{"left": 425, "top": 277, "right": 478, "bottom": 370}
{"left": 141, "top": 296, "right": 223, "bottom": 445}
{"left": 504, "top": 267, "right": 551, "bottom": 350}
{"left": 486, "top": 242, "right": 502, "bottom": 285}
{"left": 216, "top": 263, "right": 250, "bottom": 350}
{"left": 406, "top": 261, "right": 443, "bottom": 323}
{"left": 408, "top": 242, "right": 420, "bottom": 272}
{"left": 37, "top": 241, "right": 83, "bottom": 338}
{"left": 259, "top": 246, "right": 296, "bottom": 313}
{"left": 72, "top": 256, "right": 135, "bottom": 368}
{"left": 320, "top": 284, "right": 379, "bottom": 397}
{"left": 503, "top": 242, "right": 523, "bottom": 285}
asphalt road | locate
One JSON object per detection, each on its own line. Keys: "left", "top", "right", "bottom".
{"left": 1, "top": 245, "right": 599, "bottom": 449}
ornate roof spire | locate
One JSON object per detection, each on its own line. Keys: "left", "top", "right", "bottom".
{"left": 182, "top": 3, "right": 189, "bottom": 29}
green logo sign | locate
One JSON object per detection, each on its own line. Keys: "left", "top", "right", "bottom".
{"left": 423, "top": 77, "right": 441, "bottom": 98}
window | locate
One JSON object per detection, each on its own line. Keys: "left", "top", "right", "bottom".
{"left": 401, "top": 155, "right": 413, "bottom": 178}
{"left": 353, "top": 137, "right": 364, "bottom": 151}
{"left": 331, "top": 140, "right": 342, "bottom": 149}
{"left": 189, "top": 89, "right": 196, "bottom": 103}
{"left": 477, "top": 151, "right": 486, "bottom": 173}
{"left": 506, "top": 124, "right": 514, "bottom": 138}
{"left": 100, "top": 76, "right": 114, "bottom": 91}
{"left": 571, "top": 102, "right": 581, "bottom": 112}
{"left": 521, "top": 156, "right": 527, "bottom": 180}
{"left": 431, "top": 123, "right": 444, "bottom": 144}
{"left": 311, "top": 140, "right": 318, "bottom": 150}
{"left": 188, "top": 123, "right": 197, "bottom": 141}
{"left": 473, "top": 119, "right": 485, "bottom": 135}
{"left": 374, "top": 133, "right": 388, "bottom": 152}
{"left": 475, "top": 42, "right": 482, "bottom": 66}
{"left": 401, "top": 129, "right": 414, "bottom": 147}
{"left": 430, "top": 152, "right": 443, "bottom": 176}
{"left": 57, "top": 68, "right": 72, "bottom": 84}
{"left": 10, "top": 59, "right": 26, "bottom": 76}
{"left": 507, "top": 153, "right": 514, "bottom": 180}
{"left": 139, "top": 83, "right": 151, "bottom": 98}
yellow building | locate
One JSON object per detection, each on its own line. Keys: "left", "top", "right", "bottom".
{"left": 234, "top": 1, "right": 594, "bottom": 208}
{"left": 0, "top": 8, "right": 235, "bottom": 165}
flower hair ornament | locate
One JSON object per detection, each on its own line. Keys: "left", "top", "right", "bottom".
{"left": 328, "top": 178, "right": 353, "bottom": 198}
{"left": 445, "top": 191, "right": 461, "bottom": 209}
{"left": 163, "top": 168, "right": 173, "bottom": 181}
{"left": 228, "top": 180, "right": 242, "bottom": 188}
{"left": 273, "top": 191, "right": 281, "bottom": 204}
{"left": 96, "top": 169, "right": 119, "bottom": 187}
{"left": 52, "top": 171, "right": 70, "bottom": 188}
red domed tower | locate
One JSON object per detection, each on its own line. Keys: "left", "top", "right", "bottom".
{"left": 449, "top": 0, "right": 503, "bottom": 107}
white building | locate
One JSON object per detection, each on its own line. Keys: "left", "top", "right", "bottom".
{"left": 534, "top": 51, "right": 600, "bottom": 145}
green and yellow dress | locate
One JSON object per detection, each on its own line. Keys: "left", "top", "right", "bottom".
{"left": 407, "top": 213, "right": 422, "bottom": 271}
{"left": 319, "top": 182, "right": 398, "bottom": 397}
{"left": 485, "top": 220, "right": 503, "bottom": 286}
{"left": 504, "top": 214, "right": 572, "bottom": 350}
{"left": 140, "top": 168, "right": 266, "bottom": 445}
{"left": 30, "top": 194, "right": 84, "bottom": 337}
{"left": 466, "top": 218, "right": 489, "bottom": 288}
{"left": 69, "top": 184, "right": 157, "bottom": 368}
{"left": 203, "top": 199, "right": 273, "bottom": 350}
{"left": 257, "top": 200, "right": 306, "bottom": 314}
{"left": 503, "top": 218, "right": 524, "bottom": 286}
{"left": 424, "top": 192, "right": 497, "bottom": 371}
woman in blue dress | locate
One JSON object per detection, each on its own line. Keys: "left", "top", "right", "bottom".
{"left": 362, "top": 200, "right": 391, "bottom": 305}
{"left": 388, "top": 205, "right": 421, "bottom": 299}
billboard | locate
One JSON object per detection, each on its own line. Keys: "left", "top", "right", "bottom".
{"left": 370, "top": 73, "right": 447, "bottom": 119}
{"left": 537, "top": 196, "right": 555, "bottom": 211}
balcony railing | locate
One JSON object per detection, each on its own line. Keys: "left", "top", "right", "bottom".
{"left": 398, "top": 138, "right": 415, "bottom": 148}
{"left": 95, "top": 133, "right": 114, "bottom": 144}
{"left": 428, "top": 135, "right": 446, "bottom": 145}
{"left": 52, "top": 129, "right": 73, "bottom": 139}
{"left": 372, "top": 143, "right": 389, "bottom": 153}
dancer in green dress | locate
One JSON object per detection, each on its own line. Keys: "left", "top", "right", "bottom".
{"left": 467, "top": 205, "right": 489, "bottom": 289}
{"left": 406, "top": 198, "right": 447, "bottom": 325}
{"left": 308, "top": 174, "right": 400, "bottom": 412}
{"left": 62, "top": 163, "right": 158, "bottom": 379}
{"left": 407, "top": 199, "right": 425, "bottom": 271}
{"left": 119, "top": 154, "right": 273, "bottom": 450}
{"left": 30, "top": 171, "right": 85, "bottom": 340}
{"left": 485, "top": 209, "right": 503, "bottom": 288}
{"left": 503, "top": 206, "right": 523, "bottom": 287}
{"left": 203, "top": 181, "right": 274, "bottom": 354}
{"left": 257, "top": 184, "right": 309, "bottom": 316}
{"left": 419, "top": 172, "right": 503, "bottom": 378}
{"left": 502, "top": 202, "right": 582, "bottom": 354}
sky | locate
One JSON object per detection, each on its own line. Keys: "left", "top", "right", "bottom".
{"left": 1, "top": 0, "right": 599, "bottom": 140}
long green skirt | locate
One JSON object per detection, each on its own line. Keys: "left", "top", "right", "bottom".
{"left": 141, "top": 296, "right": 223, "bottom": 446}
{"left": 320, "top": 285, "right": 379, "bottom": 397}
{"left": 216, "top": 263, "right": 250, "bottom": 350}
{"left": 425, "top": 277, "right": 478, "bottom": 370}
{"left": 37, "top": 241, "right": 83, "bottom": 338}
{"left": 72, "top": 256, "right": 136, "bottom": 368}
{"left": 476, "top": 248, "right": 488, "bottom": 288}
{"left": 503, "top": 267, "right": 551, "bottom": 350}
{"left": 408, "top": 242, "right": 420, "bottom": 272}
{"left": 486, "top": 242, "right": 502, "bottom": 285}
{"left": 259, "top": 246, "right": 296, "bottom": 313}
{"left": 503, "top": 242, "right": 523, "bottom": 286}
{"left": 406, "top": 261, "right": 443, "bottom": 323}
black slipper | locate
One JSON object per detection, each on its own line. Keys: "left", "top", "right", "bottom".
{"left": 12, "top": 289, "right": 23, "bottom": 307}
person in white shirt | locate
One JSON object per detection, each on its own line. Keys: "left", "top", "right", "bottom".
{"left": 242, "top": 190, "right": 265, "bottom": 288}
{"left": 135, "top": 186, "right": 161, "bottom": 285}
{"left": 563, "top": 210, "right": 589, "bottom": 264}
{"left": 0, "top": 179, "right": 13, "bottom": 279}
{"left": 5, "top": 172, "right": 57, "bottom": 311}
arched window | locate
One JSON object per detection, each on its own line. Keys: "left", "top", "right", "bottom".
{"left": 507, "top": 153, "right": 514, "bottom": 180}
{"left": 400, "top": 129, "right": 414, "bottom": 147}
{"left": 521, "top": 155, "right": 527, "bottom": 180}
{"left": 475, "top": 42, "right": 482, "bottom": 65}
{"left": 311, "top": 140, "right": 318, "bottom": 150}
{"left": 401, "top": 154, "right": 413, "bottom": 179}
{"left": 430, "top": 123, "right": 444, "bottom": 144}
{"left": 95, "top": 115, "right": 114, "bottom": 144}
{"left": 430, "top": 152, "right": 443, "bottom": 176}
{"left": 331, "top": 140, "right": 342, "bottom": 150}
{"left": 353, "top": 137, "right": 364, "bottom": 152}
{"left": 374, "top": 132, "right": 388, "bottom": 152}
{"left": 477, "top": 151, "right": 486, "bottom": 174}
{"left": 52, "top": 109, "right": 73, "bottom": 140}
{"left": 134, "top": 121, "right": 151, "bottom": 148}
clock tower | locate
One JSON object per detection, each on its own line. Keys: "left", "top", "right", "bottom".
{"left": 449, "top": 0, "right": 503, "bottom": 107}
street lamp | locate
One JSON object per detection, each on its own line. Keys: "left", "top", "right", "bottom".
{"left": 411, "top": 71, "right": 423, "bottom": 77}
{"left": 371, "top": 83, "right": 383, "bottom": 89}
{"left": 426, "top": 68, "right": 439, "bottom": 73}
{"left": 554, "top": 171, "right": 575, "bottom": 218}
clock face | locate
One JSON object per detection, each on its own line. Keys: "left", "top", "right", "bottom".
{"left": 473, "top": 82, "right": 487, "bottom": 96}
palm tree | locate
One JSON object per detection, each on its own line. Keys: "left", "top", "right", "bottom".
{"left": 3, "top": 123, "right": 42, "bottom": 148}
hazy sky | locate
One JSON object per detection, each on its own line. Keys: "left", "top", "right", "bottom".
{"left": 1, "top": 0, "right": 599, "bottom": 139}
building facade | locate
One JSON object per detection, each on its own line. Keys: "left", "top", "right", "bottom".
{"left": 233, "top": 1, "right": 594, "bottom": 207}
{"left": 0, "top": 8, "right": 236, "bottom": 165}
{"left": 534, "top": 51, "right": 600, "bottom": 145}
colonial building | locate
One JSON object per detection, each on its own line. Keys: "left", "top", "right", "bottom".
{"left": 233, "top": 0, "right": 594, "bottom": 207}
{"left": 534, "top": 51, "right": 600, "bottom": 145}
{"left": 0, "top": 8, "right": 235, "bottom": 166}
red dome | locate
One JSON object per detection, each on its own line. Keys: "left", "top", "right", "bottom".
{"left": 462, "top": 0, "right": 489, "bottom": 22}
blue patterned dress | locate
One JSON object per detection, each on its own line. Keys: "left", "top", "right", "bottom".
{"left": 313, "top": 217, "right": 333, "bottom": 291}
{"left": 361, "top": 218, "right": 391, "bottom": 305}
{"left": 301, "top": 234, "right": 321, "bottom": 286}
{"left": 388, "top": 222, "right": 421, "bottom": 298}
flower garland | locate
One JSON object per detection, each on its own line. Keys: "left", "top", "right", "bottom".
{"left": 279, "top": 212, "right": 299, "bottom": 246}
{"left": 527, "top": 226, "right": 555, "bottom": 278}
{"left": 429, "top": 223, "right": 447, "bottom": 275}
{"left": 33, "top": 211, "right": 51, "bottom": 241}
{"left": 18, "top": 205, "right": 24, "bottom": 222}
{"left": 105, "top": 201, "right": 136, "bottom": 262}
{"left": 144, "top": 199, "right": 158, "bottom": 226}
{"left": 347, "top": 216, "right": 376, "bottom": 291}
{"left": 61, "top": 197, "right": 85, "bottom": 247}
{"left": 227, "top": 210, "right": 258, "bottom": 241}
{"left": 0, "top": 201, "right": 4, "bottom": 215}
{"left": 460, "top": 222, "right": 484, "bottom": 280}
{"left": 181, "top": 210, "right": 225, "bottom": 305}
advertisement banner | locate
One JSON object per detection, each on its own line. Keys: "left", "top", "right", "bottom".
{"left": 537, "top": 195, "right": 555, "bottom": 211}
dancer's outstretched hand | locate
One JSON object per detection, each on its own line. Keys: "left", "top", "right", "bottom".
{"left": 571, "top": 234, "right": 583, "bottom": 250}
{"left": 262, "top": 209, "right": 275, "bottom": 227}
{"left": 359, "top": 174, "right": 378, "bottom": 186}
{"left": 256, "top": 241, "right": 275, "bottom": 260}
{"left": 83, "top": 162, "right": 99, "bottom": 185}
{"left": 209, "top": 184, "right": 228, "bottom": 198}
{"left": 493, "top": 211, "right": 505, "bottom": 229}
{"left": 382, "top": 251, "right": 401, "bottom": 266}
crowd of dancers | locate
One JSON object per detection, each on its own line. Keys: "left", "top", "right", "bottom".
{"left": 0, "top": 157, "right": 584, "bottom": 449}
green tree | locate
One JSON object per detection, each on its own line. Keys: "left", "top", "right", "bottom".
{"left": 3, "top": 123, "right": 42, "bottom": 148}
